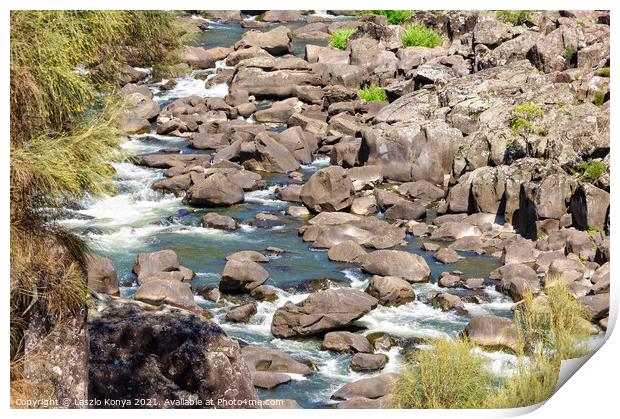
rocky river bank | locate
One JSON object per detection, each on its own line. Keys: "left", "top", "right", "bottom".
{"left": 65, "top": 10, "right": 610, "bottom": 408}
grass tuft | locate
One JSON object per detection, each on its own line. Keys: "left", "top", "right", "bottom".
{"left": 598, "top": 67, "right": 610, "bottom": 77}
{"left": 393, "top": 339, "right": 494, "bottom": 408}
{"left": 402, "top": 23, "right": 443, "bottom": 48}
{"left": 329, "top": 27, "right": 357, "bottom": 50}
{"left": 496, "top": 10, "right": 532, "bottom": 26}
{"left": 356, "top": 10, "right": 413, "bottom": 25}
{"left": 357, "top": 82, "right": 388, "bottom": 102}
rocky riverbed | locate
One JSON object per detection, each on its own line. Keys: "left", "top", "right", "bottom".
{"left": 63, "top": 10, "right": 610, "bottom": 408}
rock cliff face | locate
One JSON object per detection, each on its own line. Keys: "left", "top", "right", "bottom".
{"left": 88, "top": 295, "right": 258, "bottom": 408}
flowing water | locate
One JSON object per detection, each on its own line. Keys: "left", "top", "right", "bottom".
{"left": 60, "top": 13, "right": 518, "bottom": 408}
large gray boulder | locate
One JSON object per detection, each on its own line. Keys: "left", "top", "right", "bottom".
{"left": 219, "top": 259, "right": 269, "bottom": 293}
{"left": 321, "top": 331, "right": 373, "bottom": 353}
{"left": 462, "top": 315, "right": 520, "bottom": 353}
{"left": 331, "top": 373, "right": 400, "bottom": 400}
{"left": 186, "top": 173, "right": 245, "bottom": 207}
{"left": 570, "top": 183, "right": 610, "bottom": 232}
{"left": 234, "top": 26, "right": 293, "bottom": 55}
{"left": 300, "top": 166, "right": 355, "bottom": 212}
{"left": 271, "top": 288, "right": 378, "bottom": 338}
{"left": 86, "top": 254, "right": 119, "bottom": 295}
{"left": 132, "top": 249, "right": 181, "bottom": 283}
{"left": 134, "top": 279, "right": 199, "bottom": 311}
{"left": 365, "top": 275, "right": 416, "bottom": 306}
{"left": 362, "top": 250, "right": 431, "bottom": 283}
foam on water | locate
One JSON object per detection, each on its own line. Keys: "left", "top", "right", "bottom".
{"left": 245, "top": 185, "right": 287, "bottom": 207}
{"left": 154, "top": 70, "right": 229, "bottom": 102}
{"left": 341, "top": 268, "right": 369, "bottom": 289}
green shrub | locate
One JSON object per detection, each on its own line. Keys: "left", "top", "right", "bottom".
{"left": 510, "top": 102, "right": 545, "bottom": 135}
{"left": 357, "top": 83, "right": 388, "bottom": 102}
{"left": 577, "top": 158, "right": 606, "bottom": 181}
{"left": 356, "top": 10, "right": 413, "bottom": 25}
{"left": 401, "top": 23, "right": 443, "bottom": 48}
{"left": 393, "top": 339, "right": 495, "bottom": 408}
{"left": 329, "top": 27, "right": 357, "bottom": 50}
{"left": 587, "top": 227, "right": 601, "bottom": 237}
{"left": 563, "top": 46, "right": 575, "bottom": 61}
{"left": 598, "top": 67, "right": 610, "bottom": 77}
{"left": 496, "top": 10, "right": 532, "bottom": 26}
{"left": 592, "top": 91, "right": 607, "bottom": 106}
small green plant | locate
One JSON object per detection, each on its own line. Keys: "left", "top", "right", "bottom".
{"left": 329, "top": 27, "right": 357, "bottom": 50}
{"left": 510, "top": 102, "right": 545, "bottom": 135}
{"left": 563, "top": 46, "right": 575, "bottom": 62}
{"left": 356, "top": 10, "right": 413, "bottom": 25}
{"left": 496, "top": 10, "right": 532, "bottom": 26}
{"left": 392, "top": 339, "right": 494, "bottom": 408}
{"left": 592, "top": 91, "right": 607, "bottom": 106}
{"left": 357, "top": 82, "right": 388, "bottom": 102}
{"left": 598, "top": 67, "right": 610, "bottom": 77}
{"left": 587, "top": 227, "right": 601, "bottom": 237}
{"left": 577, "top": 158, "right": 606, "bottom": 181}
{"left": 401, "top": 23, "right": 443, "bottom": 48}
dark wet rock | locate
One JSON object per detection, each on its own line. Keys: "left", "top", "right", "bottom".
{"left": 300, "top": 166, "right": 355, "bottom": 212}
{"left": 186, "top": 173, "right": 245, "bottom": 207}
{"left": 321, "top": 331, "right": 373, "bottom": 353}
{"left": 362, "top": 250, "right": 431, "bottom": 283}
{"left": 86, "top": 254, "right": 119, "bottom": 295}
{"left": 202, "top": 213, "right": 237, "bottom": 230}
{"left": 226, "top": 303, "right": 257, "bottom": 323}
{"left": 331, "top": 373, "right": 399, "bottom": 400}
{"left": 366, "top": 275, "right": 416, "bottom": 306}
{"left": 462, "top": 315, "right": 520, "bottom": 353}
{"left": 219, "top": 259, "right": 270, "bottom": 294}
{"left": 89, "top": 295, "right": 257, "bottom": 407}
{"left": 350, "top": 353, "right": 389, "bottom": 372}
{"left": 271, "top": 288, "right": 378, "bottom": 338}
